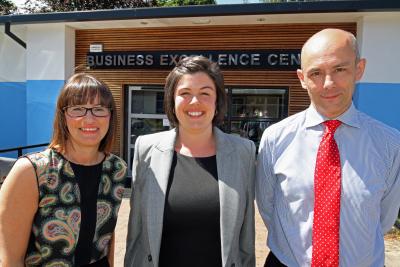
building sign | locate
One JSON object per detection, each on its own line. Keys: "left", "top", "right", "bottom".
{"left": 87, "top": 50, "right": 300, "bottom": 70}
{"left": 89, "top": 43, "right": 103, "bottom": 53}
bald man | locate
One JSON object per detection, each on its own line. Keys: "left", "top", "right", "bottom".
{"left": 256, "top": 29, "right": 400, "bottom": 267}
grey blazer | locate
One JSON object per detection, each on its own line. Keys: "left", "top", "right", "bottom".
{"left": 124, "top": 127, "right": 256, "bottom": 267}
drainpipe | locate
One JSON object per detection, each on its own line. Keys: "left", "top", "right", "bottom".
{"left": 4, "top": 22, "right": 26, "bottom": 49}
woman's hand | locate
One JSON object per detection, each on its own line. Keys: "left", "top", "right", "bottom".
{"left": 107, "top": 232, "right": 115, "bottom": 267}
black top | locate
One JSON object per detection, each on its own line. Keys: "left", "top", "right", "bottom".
{"left": 159, "top": 152, "right": 222, "bottom": 267}
{"left": 70, "top": 160, "right": 109, "bottom": 267}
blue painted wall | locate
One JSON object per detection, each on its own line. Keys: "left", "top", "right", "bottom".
{"left": 0, "top": 82, "right": 26, "bottom": 158}
{"left": 26, "top": 80, "right": 64, "bottom": 148}
{"left": 354, "top": 83, "right": 400, "bottom": 130}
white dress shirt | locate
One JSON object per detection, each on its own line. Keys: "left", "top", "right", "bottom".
{"left": 256, "top": 103, "right": 400, "bottom": 267}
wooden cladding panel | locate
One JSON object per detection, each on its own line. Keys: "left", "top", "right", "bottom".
{"left": 75, "top": 23, "right": 356, "bottom": 155}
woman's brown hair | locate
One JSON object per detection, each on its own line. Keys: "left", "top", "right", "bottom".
{"left": 49, "top": 73, "right": 117, "bottom": 154}
{"left": 164, "top": 55, "right": 227, "bottom": 128}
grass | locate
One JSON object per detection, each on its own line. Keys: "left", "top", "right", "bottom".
{"left": 385, "top": 227, "right": 400, "bottom": 240}
{"left": 385, "top": 217, "right": 400, "bottom": 240}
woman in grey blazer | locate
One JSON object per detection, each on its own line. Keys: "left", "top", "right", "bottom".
{"left": 125, "top": 56, "right": 255, "bottom": 267}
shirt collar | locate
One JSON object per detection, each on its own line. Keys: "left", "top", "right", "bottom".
{"left": 305, "top": 102, "right": 361, "bottom": 129}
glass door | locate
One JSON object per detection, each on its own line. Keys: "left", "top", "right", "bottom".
{"left": 224, "top": 88, "right": 288, "bottom": 149}
{"left": 127, "top": 86, "right": 169, "bottom": 176}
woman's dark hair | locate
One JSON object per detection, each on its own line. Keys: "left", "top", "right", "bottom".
{"left": 49, "top": 73, "right": 117, "bottom": 154}
{"left": 164, "top": 55, "right": 227, "bottom": 128}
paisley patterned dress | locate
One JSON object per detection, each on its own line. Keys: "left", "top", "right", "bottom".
{"left": 23, "top": 148, "right": 127, "bottom": 266}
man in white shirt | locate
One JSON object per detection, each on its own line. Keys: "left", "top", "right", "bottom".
{"left": 256, "top": 28, "right": 400, "bottom": 267}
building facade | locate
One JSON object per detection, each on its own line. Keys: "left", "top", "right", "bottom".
{"left": 1, "top": 2, "right": 400, "bottom": 171}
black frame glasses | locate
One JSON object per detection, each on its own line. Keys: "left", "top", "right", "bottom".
{"left": 63, "top": 106, "right": 111, "bottom": 117}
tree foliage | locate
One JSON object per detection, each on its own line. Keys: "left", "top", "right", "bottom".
{"left": 0, "top": 0, "right": 17, "bottom": 15}
{"left": 24, "top": 0, "right": 157, "bottom": 13}
{"left": 260, "top": 0, "right": 314, "bottom": 2}
{"left": 156, "top": 0, "right": 215, "bottom": 7}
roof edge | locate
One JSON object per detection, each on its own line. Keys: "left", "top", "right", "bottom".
{"left": 1, "top": 1, "right": 400, "bottom": 25}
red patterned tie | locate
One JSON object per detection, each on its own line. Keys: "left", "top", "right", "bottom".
{"left": 312, "top": 120, "right": 342, "bottom": 267}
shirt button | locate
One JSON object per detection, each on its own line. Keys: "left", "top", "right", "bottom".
{"left": 148, "top": 254, "right": 152, "bottom": 262}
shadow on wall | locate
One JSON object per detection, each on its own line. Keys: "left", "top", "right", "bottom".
{"left": 0, "top": 157, "right": 17, "bottom": 188}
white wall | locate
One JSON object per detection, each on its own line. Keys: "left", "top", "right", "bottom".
{"left": 0, "top": 24, "right": 26, "bottom": 82}
{"left": 65, "top": 26, "right": 76, "bottom": 80}
{"left": 358, "top": 13, "right": 400, "bottom": 84}
{"left": 26, "top": 23, "right": 75, "bottom": 80}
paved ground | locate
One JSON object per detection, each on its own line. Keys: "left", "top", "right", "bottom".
{"left": 115, "top": 191, "right": 400, "bottom": 267}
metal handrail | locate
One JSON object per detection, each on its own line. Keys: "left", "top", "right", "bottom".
{"left": 0, "top": 143, "right": 49, "bottom": 157}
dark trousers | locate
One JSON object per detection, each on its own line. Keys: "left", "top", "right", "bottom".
{"left": 264, "top": 251, "right": 287, "bottom": 267}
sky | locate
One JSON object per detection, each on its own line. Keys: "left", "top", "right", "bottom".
{"left": 11, "top": 0, "right": 261, "bottom": 8}
{"left": 11, "top": 0, "right": 26, "bottom": 8}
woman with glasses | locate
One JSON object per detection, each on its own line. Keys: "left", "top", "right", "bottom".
{"left": 125, "top": 56, "right": 256, "bottom": 267}
{"left": 0, "top": 73, "right": 127, "bottom": 266}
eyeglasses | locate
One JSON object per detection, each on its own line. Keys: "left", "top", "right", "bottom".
{"left": 63, "top": 106, "right": 111, "bottom": 117}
